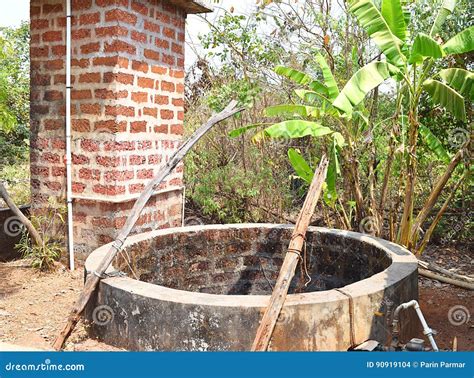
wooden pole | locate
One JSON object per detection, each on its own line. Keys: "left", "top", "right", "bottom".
{"left": 0, "top": 182, "right": 43, "bottom": 247}
{"left": 251, "top": 155, "right": 329, "bottom": 351}
{"left": 52, "top": 101, "right": 244, "bottom": 350}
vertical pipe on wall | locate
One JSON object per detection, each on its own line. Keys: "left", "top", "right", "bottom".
{"left": 65, "top": 0, "right": 74, "bottom": 270}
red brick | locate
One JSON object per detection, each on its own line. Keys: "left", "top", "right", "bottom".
{"left": 132, "top": 60, "right": 149, "bottom": 73}
{"left": 32, "top": 74, "right": 51, "bottom": 86}
{"left": 44, "top": 119, "right": 62, "bottom": 130}
{"left": 92, "top": 56, "right": 118, "bottom": 66}
{"left": 170, "top": 69, "right": 185, "bottom": 79}
{"left": 129, "top": 183, "right": 145, "bottom": 194}
{"left": 176, "top": 83, "right": 184, "bottom": 94}
{"left": 71, "top": 90, "right": 92, "bottom": 100}
{"left": 52, "top": 167, "right": 66, "bottom": 177}
{"left": 80, "top": 103, "right": 101, "bottom": 115}
{"left": 131, "top": 1, "right": 148, "bottom": 16}
{"left": 161, "top": 81, "right": 175, "bottom": 92}
{"left": 105, "top": 9, "right": 137, "bottom": 25}
{"left": 105, "top": 105, "right": 135, "bottom": 117}
{"left": 43, "top": 4, "right": 63, "bottom": 13}
{"left": 72, "top": 154, "right": 90, "bottom": 165}
{"left": 118, "top": 57, "right": 129, "bottom": 69}
{"left": 131, "top": 121, "right": 147, "bottom": 133}
{"left": 71, "top": 58, "right": 89, "bottom": 68}
{"left": 154, "top": 124, "right": 168, "bottom": 134}
{"left": 148, "top": 154, "right": 161, "bottom": 164}
{"left": 144, "top": 20, "right": 160, "bottom": 33}
{"left": 96, "top": 156, "right": 121, "bottom": 167}
{"left": 172, "top": 42, "right": 183, "bottom": 55}
{"left": 95, "top": 26, "right": 128, "bottom": 37}
{"left": 155, "top": 38, "right": 169, "bottom": 49}
{"left": 162, "top": 54, "right": 175, "bottom": 66}
{"left": 79, "top": 12, "right": 100, "bottom": 25}
{"left": 94, "top": 120, "right": 127, "bottom": 133}
{"left": 31, "top": 6, "right": 41, "bottom": 17}
{"left": 81, "top": 42, "right": 100, "bottom": 54}
{"left": 72, "top": 29, "right": 91, "bottom": 40}
{"left": 171, "top": 124, "right": 183, "bottom": 135}
{"left": 31, "top": 46, "right": 49, "bottom": 58}
{"left": 138, "top": 77, "right": 154, "bottom": 89}
{"left": 155, "top": 95, "right": 169, "bottom": 105}
{"left": 31, "top": 19, "right": 49, "bottom": 30}
{"left": 72, "top": 119, "right": 90, "bottom": 132}
{"left": 51, "top": 45, "right": 66, "bottom": 56}
{"left": 172, "top": 98, "right": 184, "bottom": 107}
{"left": 72, "top": 0, "right": 92, "bottom": 10}
{"left": 51, "top": 138, "right": 66, "bottom": 150}
{"left": 44, "top": 90, "right": 63, "bottom": 101}
{"left": 104, "top": 141, "right": 135, "bottom": 151}
{"left": 151, "top": 66, "right": 167, "bottom": 75}
{"left": 72, "top": 182, "right": 86, "bottom": 194}
{"left": 104, "top": 170, "right": 134, "bottom": 182}
{"left": 95, "top": 89, "right": 128, "bottom": 99}
{"left": 163, "top": 27, "right": 175, "bottom": 39}
{"left": 144, "top": 49, "right": 160, "bottom": 61}
{"left": 79, "top": 168, "right": 100, "bottom": 180}
{"left": 131, "top": 92, "right": 148, "bottom": 103}
{"left": 177, "top": 111, "right": 184, "bottom": 121}
{"left": 79, "top": 72, "right": 101, "bottom": 83}
{"left": 93, "top": 184, "right": 126, "bottom": 196}
{"left": 137, "top": 169, "right": 153, "bottom": 179}
{"left": 129, "top": 155, "right": 146, "bottom": 165}
{"left": 131, "top": 31, "right": 147, "bottom": 43}
{"left": 80, "top": 139, "right": 100, "bottom": 152}
{"left": 138, "top": 141, "right": 152, "bottom": 150}
{"left": 144, "top": 107, "right": 158, "bottom": 117}
{"left": 44, "top": 59, "right": 64, "bottom": 71}
{"left": 160, "top": 109, "right": 174, "bottom": 120}
{"left": 104, "top": 72, "right": 134, "bottom": 85}
{"left": 105, "top": 40, "right": 136, "bottom": 54}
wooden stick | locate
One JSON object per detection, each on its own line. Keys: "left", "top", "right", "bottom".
{"left": 0, "top": 182, "right": 43, "bottom": 247}
{"left": 52, "top": 101, "right": 244, "bottom": 350}
{"left": 419, "top": 268, "right": 474, "bottom": 290}
{"left": 251, "top": 155, "right": 329, "bottom": 351}
{"left": 418, "top": 260, "right": 474, "bottom": 283}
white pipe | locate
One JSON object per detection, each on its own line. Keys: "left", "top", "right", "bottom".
{"left": 65, "top": 0, "right": 74, "bottom": 270}
{"left": 392, "top": 300, "right": 439, "bottom": 351}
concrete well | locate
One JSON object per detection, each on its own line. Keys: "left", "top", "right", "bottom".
{"left": 84, "top": 224, "right": 418, "bottom": 351}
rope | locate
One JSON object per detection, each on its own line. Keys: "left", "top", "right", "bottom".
{"left": 335, "top": 288, "right": 356, "bottom": 347}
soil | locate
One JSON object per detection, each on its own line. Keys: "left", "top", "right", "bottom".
{"left": 0, "top": 245, "right": 472, "bottom": 351}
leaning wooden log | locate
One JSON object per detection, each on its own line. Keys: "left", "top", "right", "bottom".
{"left": 419, "top": 268, "right": 474, "bottom": 290}
{"left": 52, "top": 101, "right": 245, "bottom": 350}
{"left": 251, "top": 155, "right": 329, "bottom": 351}
{"left": 418, "top": 260, "right": 473, "bottom": 283}
{"left": 0, "top": 182, "right": 43, "bottom": 247}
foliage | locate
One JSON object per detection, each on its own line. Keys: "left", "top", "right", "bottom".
{"left": 16, "top": 198, "right": 66, "bottom": 271}
{"left": 0, "top": 22, "right": 30, "bottom": 167}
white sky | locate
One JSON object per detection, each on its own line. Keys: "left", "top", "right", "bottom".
{"left": 0, "top": 0, "right": 252, "bottom": 68}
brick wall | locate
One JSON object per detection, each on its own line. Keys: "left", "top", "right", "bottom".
{"left": 30, "top": 0, "right": 187, "bottom": 260}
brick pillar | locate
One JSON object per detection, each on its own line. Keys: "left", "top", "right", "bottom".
{"left": 30, "top": 0, "right": 209, "bottom": 261}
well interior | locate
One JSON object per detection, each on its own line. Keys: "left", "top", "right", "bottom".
{"left": 114, "top": 226, "right": 391, "bottom": 295}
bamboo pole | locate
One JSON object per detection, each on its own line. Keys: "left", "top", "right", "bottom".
{"left": 0, "top": 182, "right": 43, "bottom": 247}
{"left": 251, "top": 155, "right": 329, "bottom": 351}
{"left": 52, "top": 101, "right": 244, "bottom": 350}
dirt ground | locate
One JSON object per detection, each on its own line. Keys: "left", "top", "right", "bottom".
{"left": 0, "top": 245, "right": 472, "bottom": 351}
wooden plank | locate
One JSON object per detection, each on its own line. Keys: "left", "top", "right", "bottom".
{"left": 251, "top": 155, "right": 329, "bottom": 351}
{"left": 52, "top": 101, "right": 244, "bottom": 350}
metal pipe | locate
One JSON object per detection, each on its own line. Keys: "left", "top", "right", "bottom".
{"left": 392, "top": 300, "right": 439, "bottom": 351}
{"left": 65, "top": 0, "right": 74, "bottom": 270}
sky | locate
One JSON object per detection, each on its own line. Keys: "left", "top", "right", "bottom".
{"left": 0, "top": 0, "right": 253, "bottom": 67}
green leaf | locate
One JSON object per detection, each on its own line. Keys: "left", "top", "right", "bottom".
{"left": 264, "top": 104, "right": 322, "bottom": 118}
{"left": 443, "top": 26, "right": 474, "bottom": 55}
{"left": 308, "top": 80, "right": 329, "bottom": 96}
{"left": 315, "top": 53, "right": 340, "bottom": 100}
{"left": 288, "top": 148, "right": 314, "bottom": 184}
{"left": 275, "top": 66, "right": 311, "bottom": 85}
{"left": 333, "top": 62, "right": 398, "bottom": 115}
{"left": 430, "top": 0, "right": 456, "bottom": 37}
{"left": 264, "top": 120, "right": 334, "bottom": 139}
{"left": 423, "top": 79, "right": 466, "bottom": 122}
{"left": 349, "top": 0, "right": 406, "bottom": 67}
{"left": 294, "top": 89, "right": 328, "bottom": 103}
{"left": 381, "top": 0, "right": 407, "bottom": 41}
{"left": 229, "top": 123, "right": 266, "bottom": 138}
{"left": 324, "top": 137, "right": 341, "bottom": 206}
{"left": 408, "top": 33, "right": 445, "bottom": 64}
{"left": 439, "top": 68, "right": 474, "bottom": 100}
{"left": 419, "top": 125, "right": 451, "bottom": 164}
